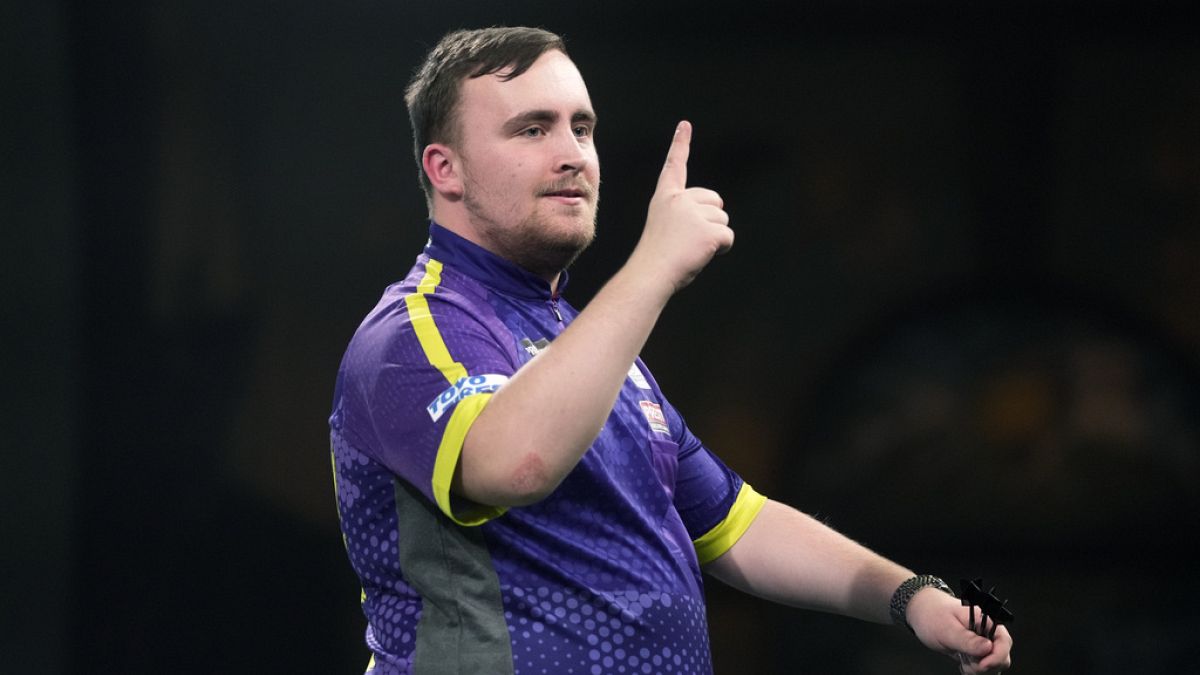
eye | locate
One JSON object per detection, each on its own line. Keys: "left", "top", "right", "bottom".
{"left": 521, "top": 127, "right": 544, "bottom": 138}
{"left": 573, "top": 125, "right": 592, "bottom": 138}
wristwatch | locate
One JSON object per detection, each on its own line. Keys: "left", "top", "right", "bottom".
{"left": 889, "top": 574, "right": 955, "bottom": 631}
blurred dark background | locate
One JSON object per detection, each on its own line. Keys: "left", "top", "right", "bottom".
{"left": 4, "top": 1, "right": 1198, "bottom": 673}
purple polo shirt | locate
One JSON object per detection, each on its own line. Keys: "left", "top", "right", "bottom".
{"left": 329, "top": 223, "right": 766, "bottom": 674}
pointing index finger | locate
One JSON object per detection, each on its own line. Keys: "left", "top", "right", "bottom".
{"left": 657, "top": 120, "right": 691, "bottom": 190}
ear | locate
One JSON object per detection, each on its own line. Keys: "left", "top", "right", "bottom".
{"left": 422, "top": 143, "right": 463, "bottom": 200}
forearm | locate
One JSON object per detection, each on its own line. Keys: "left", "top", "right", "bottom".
{"left": 455, "top": 121, "right": 731, "bottom": 508}
{"left": 456, "top": 263, "right": 673, "bottom": 506}
{"left": 704, "top": 499, "right": 913, "bottom": 624}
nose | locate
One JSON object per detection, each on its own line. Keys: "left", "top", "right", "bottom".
{"left": 553, "top": 128, "right": 589, "bottom": 175}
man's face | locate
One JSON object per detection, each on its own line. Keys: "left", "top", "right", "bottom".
{"left": 453, "top": 50, "right": 600, "bottom": 278}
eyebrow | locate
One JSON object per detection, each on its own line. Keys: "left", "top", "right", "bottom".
{"left": 503, "top": 109, "right": 598, "bottom": 134}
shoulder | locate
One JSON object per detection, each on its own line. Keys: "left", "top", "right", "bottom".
{"left": 361, "top": 260, "right": 498, "bottom": 343}
{"left": 349, "top": 263, "right": 524, "bottom": 378}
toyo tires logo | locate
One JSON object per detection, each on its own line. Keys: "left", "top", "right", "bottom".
{"left": 427, "top": 374, "right": 509, "bottom": 421}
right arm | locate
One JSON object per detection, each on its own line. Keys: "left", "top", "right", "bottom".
{"left": 455, "top": 121, "right": 733, "bottom": 507}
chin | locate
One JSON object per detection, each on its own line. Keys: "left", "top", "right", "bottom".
{"left": 543, "top": 227, "right": 594, "bottom": 268}
{"left": 538, "top": 208, "right": 595, "bottom": 247}
{"left": 516, "top": 217, "right": 595, "bottom": 276}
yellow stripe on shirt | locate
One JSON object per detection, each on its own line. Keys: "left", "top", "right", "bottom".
{"left": 432, "top": 392, "right": 507, "bottom": 525}
{"left": 692, "top": 483, "right": 768, "bottom": 565}
{"left": 404, "top": 259, "right": 469, "bottom": 386}
{"left": 404, "top": 258, "right": 505, "bottom": 525}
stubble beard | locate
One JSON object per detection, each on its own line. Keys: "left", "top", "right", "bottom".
{"left": 463, "top": 184, "right": 599, "bottom": 280}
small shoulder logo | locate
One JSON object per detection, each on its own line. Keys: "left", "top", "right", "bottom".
{"left": 427, "top": 374, "right": 509, "bottom": 422}
{"left": 639, "top": 400, "right": 670, "bottom": 435}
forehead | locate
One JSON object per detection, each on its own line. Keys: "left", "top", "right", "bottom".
{"left": 458, "top": 50, "right": 594, "bottom": 124}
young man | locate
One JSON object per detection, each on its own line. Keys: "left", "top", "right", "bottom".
{"left": 330, "top": 26, "right": 1013, "bottom": 674}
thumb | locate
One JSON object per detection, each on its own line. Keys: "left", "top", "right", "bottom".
{"left": 955, "top": 633, "right": 993, "bottom": 658}
{"left": 656, "top": 120, "right": 691, "bottom": 191}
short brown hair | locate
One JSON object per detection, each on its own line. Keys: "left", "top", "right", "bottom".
{"left": 405, "top": 27, "right": 567, "bottom": 203}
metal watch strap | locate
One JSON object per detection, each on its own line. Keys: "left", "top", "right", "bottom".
{"left": 889, "top": 574, "right": 955, "bottom": 631}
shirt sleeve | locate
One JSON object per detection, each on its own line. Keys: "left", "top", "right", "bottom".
{"left": 336, "top": 279, "right": 517, "bottom": 526}
{"left": 661, "top": 398, "right": 767, "bottom": 565}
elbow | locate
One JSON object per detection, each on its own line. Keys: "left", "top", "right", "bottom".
{"left": 461, "top": 449, "right": 560, "bottom": 507}
{"left": 501, "top": 452, "right": 559, "bottom": 506}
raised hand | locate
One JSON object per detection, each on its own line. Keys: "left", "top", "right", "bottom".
{"left": 628, "top": 121, "right": 733, "bottom": 295}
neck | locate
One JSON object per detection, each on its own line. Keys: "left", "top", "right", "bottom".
{"left": 431, "top": 209, "right": 563, "bottom": 291}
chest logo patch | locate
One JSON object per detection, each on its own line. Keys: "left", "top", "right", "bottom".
{"left": 639, "top": 400, "right": 670, "bottom": 435}
{"left": 627, "top": 363, "right": 652, "bottom": 389}
{"left": 518, "top": 337, "right": 552, "bottom": 358}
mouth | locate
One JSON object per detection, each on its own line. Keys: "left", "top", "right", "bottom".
{"left": 544, "top": 188, "right": 586, "bottom": 198}
{"left": 539, "top": 183, "right": 593, "bottom": 205}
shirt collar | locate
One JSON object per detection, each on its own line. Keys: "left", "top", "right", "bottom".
{"left": 424, "top": 221, "right": 568, "bottom": 300}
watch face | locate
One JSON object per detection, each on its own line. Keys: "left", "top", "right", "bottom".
{"left": 783, "top": 295, "right": 1200, "bottom": 549}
